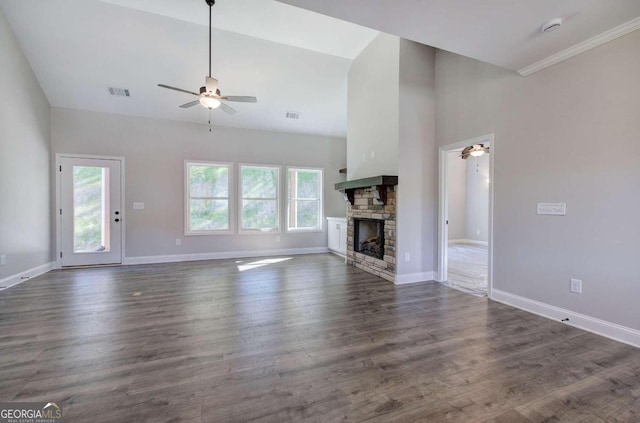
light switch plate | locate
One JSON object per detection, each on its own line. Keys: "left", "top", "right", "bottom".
{"left": 0, "top": 255, "right": 5, "bottom": 266}
{"left": 537, "top": 203, "right": 566, "bottom": 215}
{"left": 133, "top": 202, "right": 145, "bottom": 210}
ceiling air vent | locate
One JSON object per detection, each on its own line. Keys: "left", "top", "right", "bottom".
{"left": 108, "top": 87, "right": 131, "bottom": 97}
{"left": 285, "top": 111, "right": 300, "bottom": 120}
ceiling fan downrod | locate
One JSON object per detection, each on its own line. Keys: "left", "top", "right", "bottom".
{"left": 206, "top": 0, "right": 215, "bottom": 78}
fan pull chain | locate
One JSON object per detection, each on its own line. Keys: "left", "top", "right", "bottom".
{"left": 476, "top": 157, "right": 479, "bottom": 173}
{"left": 209, "top": 109, "right": 212, "bottom": 132}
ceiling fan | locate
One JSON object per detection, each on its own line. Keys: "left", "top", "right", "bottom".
{"left": 158, "top": 0, "right": 257, "bottom": 115}
{"left": 461, "top": 144, "right": 490, "bottom": 159}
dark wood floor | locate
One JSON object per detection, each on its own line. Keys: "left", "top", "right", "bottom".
{"left": 1, "top": 254, "right": 639, "bottom": 422}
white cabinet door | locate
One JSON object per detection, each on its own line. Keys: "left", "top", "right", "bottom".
{"left": 327, "top": 218, "right": 347, "bottom": 256}
{"left": 337, "top": 221, "right": 347, "bottom": 255}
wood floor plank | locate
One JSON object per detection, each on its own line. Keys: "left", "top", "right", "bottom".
{"left": 1, "top": 254, "right": 639, "bottom": 422}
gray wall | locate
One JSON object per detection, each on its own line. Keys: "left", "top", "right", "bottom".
{"left": 446, "top": 151, "right": 466, "bottom": 240}
{"left": 347, "top": 33, "right": 399, "bottom": 180}
{"left": 397, "top": 39, "right": 436, "bottom": 277}
{"left": 436, "top": 31, "right": 640, "bottom": 329}
{"left": 465, "top": 153, "right": 489, "bottom": 242}
{"left": 0, "top": 10, "right": 51, "bottom": 279}
{"left": 51, "top": 108, "right": 346, "bottom": 260}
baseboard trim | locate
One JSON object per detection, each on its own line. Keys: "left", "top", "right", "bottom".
{"left": 491, "top": 289, "right": 640, "bottom": 348}
{"left": 124, "top": 247, "right": 330, "bottom": 265}
{"left": 0, "top": 262, "right": 54, "bottom": 291}
{"left": 395, "top": 272, "right": 437, "bottom": 285}
{"left": 448, "top": 239, "right": 488, "bottom": 246}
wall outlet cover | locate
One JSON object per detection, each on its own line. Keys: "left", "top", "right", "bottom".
{"left": 0, "top": 255, "right": 5, "bottom": 266}
{"left": 570, "top": 278, "right": 582, "bottom": 294}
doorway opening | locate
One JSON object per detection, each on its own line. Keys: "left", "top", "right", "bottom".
{"left": 438, "top": 135, "right": 494, "bottom": 296}
{"left": 56, "top": 154, "right": 125, "bottom": 267}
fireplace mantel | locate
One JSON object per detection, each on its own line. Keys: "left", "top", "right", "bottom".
{"left": 334, "top": 175, "right": 398, "bottom": 205}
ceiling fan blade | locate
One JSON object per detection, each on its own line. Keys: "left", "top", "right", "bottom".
{"left": 179, "top": 100, "right": 200, "bottom": 108}
{"left": 219, "top": 102, "right": 236, "bottom": 115}
{"left": 158, "top": 84, "right": 199, "bottom": 97}
{"left": 220, "top": 96, "right": 257, "bottom": 103}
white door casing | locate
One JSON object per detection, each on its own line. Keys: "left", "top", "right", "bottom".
{"left": 58, "top": 155, "right": 124, "bottom": 266}
{"left": 438, "top": 134, "right": 494, "bottom": 297}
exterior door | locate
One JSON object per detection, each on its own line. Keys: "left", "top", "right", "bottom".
{"left": 60, "top": 157, "right": 122, "bottom": 266}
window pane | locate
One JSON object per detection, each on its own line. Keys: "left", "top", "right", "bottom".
{"left": 295, "top": 200, "right": 319, "bottom": 228}
{"left": 242, "top": 200, "right": 277, "bottom": 230}
{"left": 73, "top": 166, "right": 110, "bottom": 253}
{"left": 295, "top": 171, "right": 320, "bottom": 199}
{"left": 190, "top": 199, "right": 229, "bottom": 231}
{"left": 190, "top": 165, "right": 228, "bottom": 198}
{"left": 242, "top": 167, "right": 277, "bottom": 198}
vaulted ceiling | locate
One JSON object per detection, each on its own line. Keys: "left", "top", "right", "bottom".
{"left": 2, "top": 0, "right": 638, "bottom": 137}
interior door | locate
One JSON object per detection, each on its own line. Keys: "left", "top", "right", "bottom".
{"left": 60, "top": 157, "right": 122, "bottom": 266}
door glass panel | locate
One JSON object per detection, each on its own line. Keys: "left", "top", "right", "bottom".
{"left": 73, "top": 166, "right": 110, "bottom": 253}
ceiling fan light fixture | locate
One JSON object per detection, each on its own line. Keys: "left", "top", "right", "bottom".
{"left": 199, "top": 96, "right": 221, "bottom": 109}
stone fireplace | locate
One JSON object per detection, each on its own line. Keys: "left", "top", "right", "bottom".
{"left": 335, "top": 176, "right": 397, "bottom": 283}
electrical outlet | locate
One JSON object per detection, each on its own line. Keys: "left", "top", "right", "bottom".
{"left": 276, "top": 236, "right": 281, "bottom": 243}
{"left": 0, "top": 255, "right": 5, "bottom": 266}
{"left": 175, "top": 238, "right": 181, "bottom": 246}
{"left": 570, "top": 278, "right": 582, "bottom": 294}
{"left": 404, "top": 252, "right": 410, "bottom": 262}
{"left": 370, "top": 151, "right": 376, "bottom": 159}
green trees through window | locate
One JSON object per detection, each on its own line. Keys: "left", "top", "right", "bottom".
{"left": 187, "top": 162, "right": 231, "bottom": 233}
{"left": 241, "top": 165, "right": 279, "bottom": 232}
{"left": 287, "top": 168, "right": 322, "bottom": 231}
{"left": 185, "top": 162, "right": 323, "bottom": 234}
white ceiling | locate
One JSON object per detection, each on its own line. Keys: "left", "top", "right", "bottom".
{"left": 3, "top": 1, "right": 639, "bottom": 138}
{"left": 0, "top": 0, "right": 378, "bottom": 137}
{"left": 277, "top": 0, "right": 640, "bottom": 72}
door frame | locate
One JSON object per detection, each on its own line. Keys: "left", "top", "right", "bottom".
{"left": 437, "top": 133, "right": 494, "bottom": 297}
{"left": 55, "top": 153, "right": 126, "bottom": 269}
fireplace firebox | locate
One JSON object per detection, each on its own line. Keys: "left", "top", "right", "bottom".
{"left": 353, "top": 218, "right": 384, "bottom": 260}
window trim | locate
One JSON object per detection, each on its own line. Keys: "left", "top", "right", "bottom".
{"left": 238, "top": 163, "right": 281, "bottom": 234}
{"left": 184, "top": 160, "right": 234, "bottom": 236}
{"left": 286, "top": 166, "right": 324, "bottom": 233}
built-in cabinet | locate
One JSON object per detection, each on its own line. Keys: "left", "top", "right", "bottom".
{"left": 327, "top": 217, "right": 347, "bottom": 257}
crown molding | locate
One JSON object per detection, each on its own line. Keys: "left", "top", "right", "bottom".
{"left": 518, "top": 16, "right": 640, "bottom": 76}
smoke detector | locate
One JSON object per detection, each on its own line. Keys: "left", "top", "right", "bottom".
{"left": 542, "top": 18, "right": 563, "bottom": 33}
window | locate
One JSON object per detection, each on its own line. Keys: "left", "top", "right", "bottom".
{"left": 185, "top": 161, "right": 232, "bottom": 235}
{"left": 240, "top": 165, "right": 280, "bottom": 233}
{"left": 287, "top": 167, "right": 323, "bottom": 231}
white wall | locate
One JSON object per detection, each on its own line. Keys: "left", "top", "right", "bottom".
{"left": 436, "top": 31, "right": 640, "bottom": 330}
{"left": 465, "top": 153, "right": 489, "bottom": 242}
{"left": 396, "top": 39, "right": 436, "bottom": 278}
{"left": 446, "top": 151, "right": 466, "bottom": 240}
{"left": 0, "top": 10, "right": 51, "bottom": 280}
{"left": 347, "top": 33, "right": 399, "bottom": 180}
{"left": 51, "top": 108, "right": 346, "bottom": 260}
